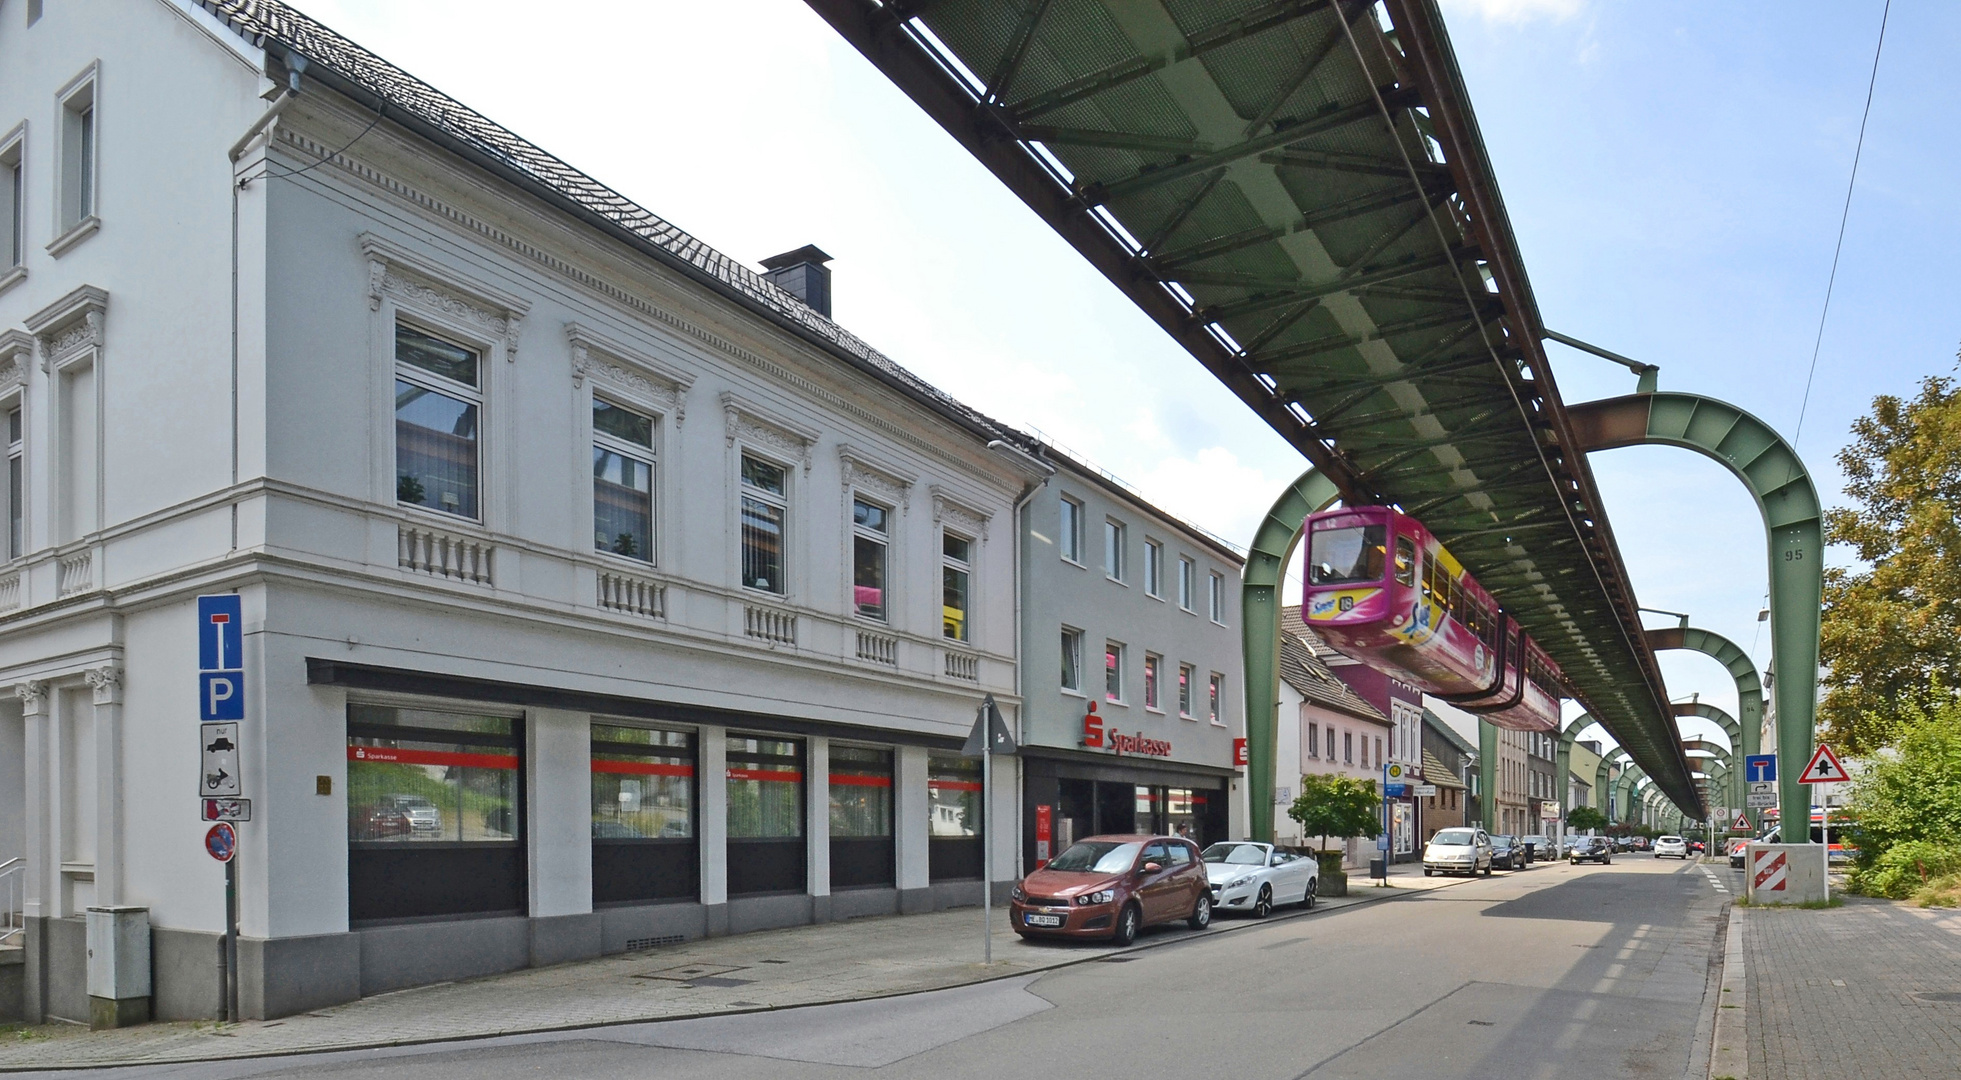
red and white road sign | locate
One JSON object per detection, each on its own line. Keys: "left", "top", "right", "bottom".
{"left": 1732, "top": 811, "right": 1751, "bottom": 832}
{"left": 1798, "top": 743, "right": 1848, "bottom": 785}
{"left": 1752, "top": 847, "right": 1787, "bottom": 893}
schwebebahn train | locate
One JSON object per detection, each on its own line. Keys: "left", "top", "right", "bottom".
{"left": 1301, "top": 506, "right": 1565, "bottom": 732}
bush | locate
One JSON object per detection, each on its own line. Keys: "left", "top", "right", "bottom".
{"left": 1849, "top": 839, "right": 1961, "bottom": 899}
{"left": 1844, "top": 699, "right": 1961, "bottom": 878}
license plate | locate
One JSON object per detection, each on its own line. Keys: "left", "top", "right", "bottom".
{"left": 1024, "top": 913, "right": 1063, "bottom": 927}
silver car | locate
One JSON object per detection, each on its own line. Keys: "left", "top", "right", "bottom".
{"left": 1423, "top": 827, "right": 1493, "bottom": 877}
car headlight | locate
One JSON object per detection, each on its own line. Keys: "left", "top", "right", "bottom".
{"left": 1076, "top": 889, "right": 1116, "bottom": 905}
{"left": 1010, "top": 886, "right": 1024, "bottom": 901}
{"left": 1226, "top": 876, "right": 1254, "bottom": 891}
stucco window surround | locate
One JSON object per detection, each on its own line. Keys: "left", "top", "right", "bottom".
{"left": 0, "top": 121, "right": 26, "bottom": 296}
{"left": 362, "top": 234, "right": 529, "bottom": 539}
{"left": 47, "top": 62, "right": 99, "bottom": 258}
{"left": 930, "top": 485, "right": 988, "bottom": 651}
{"left": 0, "top": 332, "right": 29, "bottom": 572}
{"left": 722, "top": 391, "right": 816, "bottom": 603}
{"left": 568, "top": 321, "right": 693, "bottom": 570}
{"left": 14, "top": 660, "right": 125, "bottom": 922}
{"left": 837, "top": 444, "right": 912, "bottom": 627}
{"left": 23, "top": 286, "right": 106, "bottom": 577}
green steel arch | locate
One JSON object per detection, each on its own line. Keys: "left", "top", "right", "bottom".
{"left": 1240, "top": 466, "right": 1342, "bottom": 841}
{"left": 1554, "top": 712, "right": 1595, "bottom": 829}
{"left": 1595, "top": 757, "right": 1615, "bottom": 817}
{"left": 1569, "top": 391, "right": 1822, "bottom": 833}
{"left": 1649, "top": 625, "right": 1763, "bottom": 801}
{"left": 1676, "top": 701, "right": 1745, "bottom": 820}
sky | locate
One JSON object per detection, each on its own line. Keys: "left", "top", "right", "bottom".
{"left": 288, "top": 0, "right": 1956, "bottom": 763}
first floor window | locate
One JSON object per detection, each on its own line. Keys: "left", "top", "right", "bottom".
{"left": 1105, "top": 642, "right": 1124, "bottom": 703}
{"left": 740, "top": 455, "right": 788, "bottom": 593}
{"left": 1143, "top": 654, "right": 1160, "bottom": 710}
{"left": 852, "top": 497, "right": 889, "bottom": 619}
{"left": 1061, "top": 628, "right": 1083, "bottom": 690}
{"left": 1344, "top": 731, "right": 1354, "bottom": 764}
{"left": 590, "top": 723, "right": 696, "bottom": 904}
{"left": 1208, "top": 672, "right": 1223, "bottom": 724}
{"left": 927, "top": 752, "right": 983, "bottom": 881}
{"left": 395, "top": 323, "right": 481, "bottom": 520}
{"left": 942, "top": 532, "right": 971, "bottom": 641}
{"left": 1178, "top": 664, "right": 1194, "bottom": 717}
{"left": 593, "top": 398, "right": 656, "bottom": 562}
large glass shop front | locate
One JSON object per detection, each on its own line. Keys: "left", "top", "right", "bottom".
{"left": 1020, "top": 756, "right": 1229, "bottom": 870}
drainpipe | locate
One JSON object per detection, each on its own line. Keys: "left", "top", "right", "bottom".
{"left": 989, "top": 439, "right": 1053, "bottom": 880}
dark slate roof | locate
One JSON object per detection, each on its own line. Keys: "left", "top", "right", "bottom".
{"left": 1422, "top": 749, "right": 1465, "bottom": 789}
{"left": 1424, "top": 708, "right": 1478, "bottom": 757}
{"left": 1276, "top": 624, "right": 1385, "bottom": 726}
{"left": 197, "top": 0, "right": 1037, "bottom": 455}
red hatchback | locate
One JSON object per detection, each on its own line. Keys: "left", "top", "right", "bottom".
{"left": 1010, "top": 834, "right": 1211, "bottom": 946}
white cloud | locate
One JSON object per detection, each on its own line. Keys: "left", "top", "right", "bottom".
{"left": 1442, "top": 0, "right": 1584, "bottom": 24}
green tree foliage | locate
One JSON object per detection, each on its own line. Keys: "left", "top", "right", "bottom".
{"left": 1821, "top": 375, "right": 1961, "bottom": 753}
{"left": 1845, "top": 698, "right": 1961, "bottom": 869}
{"left": 1565, "top": 805, "right": 1608, "bottom": 833}
{"left": 1286, "top": 773, "right": 1381, "bottom": 852}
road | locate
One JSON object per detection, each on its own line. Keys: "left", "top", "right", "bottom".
{"left": 33, "top": 856, "right": 1730, "bottom": 1080}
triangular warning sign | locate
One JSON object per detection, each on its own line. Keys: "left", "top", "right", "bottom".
{"left": 1732, "top": 811, "right": 1751, "bottom": 832}
{"left": 1797, "top": 743, "right": 1848, "bottom": 784}
{"left": 961, "top": 694, "right": 1019, "bottom": 757}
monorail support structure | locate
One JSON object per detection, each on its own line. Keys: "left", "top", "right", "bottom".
{"left": 1675, "top": 701, "right": 1745, "bottom": 816}
{"left": 1649, "top": 626, "right": 1763, "bottom": 809}
{"left": 1568, "top": 391, "right": 1821, "bottom": 837}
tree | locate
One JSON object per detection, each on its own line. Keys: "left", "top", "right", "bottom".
{"left": 1286, "top": 774, "right": 1381, "bottom": 852}
{"left": 1844, "top": 698, "right": 1961, "bottom": 867}
{"left": 1820, "top": 374, "right": 1961, "bottom": 753}
{"left": 1566, "top": 805, "right": 1608, "bottom": 833}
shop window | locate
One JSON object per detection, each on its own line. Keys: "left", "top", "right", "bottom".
{"left": 942, "top": 531, "right": 971, "bottom": 641}
{"left": 852, "top": 497, "right": 889, "bottom": 620}
{"left": 927, "top": 752, "right": 983, "bottom": 881}
{"left": 590, "top": 724, "right": 696, "bottom": 905}
{"left": 592, "top": 398, "right": 656, "bottom": 563}
{"left": 727, "top": 734, "right": 804, "bottom": 895}
{"left": 739, "top": 455, "right": 787, "bottom": 593}
{"left": 395, "top": 323, "right": 480, "bottom": 520}
{"left": 346, "top": 705, "right": 523, "bottom": 923}
{"left": 829, "top": 744, "right": 894, "bottom": 889}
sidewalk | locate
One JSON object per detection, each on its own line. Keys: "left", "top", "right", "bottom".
{"left": 1738, "top": 896, "right": 1961, "bottom": 1080}
{"left": 0, "top": 861, "right": 1471, "bottom": 1070}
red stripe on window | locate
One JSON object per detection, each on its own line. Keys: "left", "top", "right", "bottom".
{"left": 928, "top": 780, "right": 983, "bottom": 792}
{"left": 591, "top": 760, "right": 694, "bottom": 777}
{"left": 829, "top": 773, "right": 892, "bottom": 788}
{"left": 347, "top": 745, "right": 519, "bottom": 770}
{"left": 726, "top": 768, "right": 803, "bottom": 783}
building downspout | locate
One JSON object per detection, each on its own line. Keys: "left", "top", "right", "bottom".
{"left": 991, "top": 440, "right": 1052, "bottom": 880}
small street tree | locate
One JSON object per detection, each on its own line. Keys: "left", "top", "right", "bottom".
{"left": 1287, "top": 774, "right": 1381, "bottom": 853}
{"left": 1821, "top": 373, "right": 1961, "bottom": 753}
{"left": 1566, "top": 805, "right": 1608, "bottom": 833}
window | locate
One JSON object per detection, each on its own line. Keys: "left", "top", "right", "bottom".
{"left": 1058, "top": 495, "right": 1083, "bottom": 563}
{"left": 6, "top": 407, "right": 19, "bottom": 560}
{"left": 1376, "top": 737, "right": 1384, "bottom": 769}
{"left": 1309, "top": 522, "right": 1386, "bottom": 585}
{"left": 851, "top": 497, "right": 889, "bottom": 620}
{"left": 590, "top": 723, "right": 696, "bottom": 904}
{"left": 1209, "top": 572, "right": 1224, "bottom": 623}
{"left": 346, "top": 704, "right": 523, "bottom": 922}
{"left": 740, "top": 454, "right": 787, "bottom": 593}
{"left": 1105, "top": 642, "right": 1124, "bottom": 704}
{"left": 1104, "top": 519, "right": 1125, "bottom": 581}
{"left": 1208, "top": 673, "right": 1223, "bottom": 724}
{"left": 1178, "top": 557, "right": 1195, "bottom": 610}
{"left": 1178, "top": 663, "right": 1194, "bottom": 718}
{"left": 1344, "top": 731, "right": 1354, "bottom": 764}
{"left": 1394, "top": 535, "right": 1416, "bottom": 586}
{"left": 928, "top": 752, "right": 984, "bottom": 881}
{"left": 57, "top": 74, "right": 95, "bottom": 235}
{"left": 2, "top": 130, "right": 22, "bottom": 270}
{"left": 942, "top": 532, "right": 971, "bottom": 641}
{"left": 1144, "top": 539, "right": 1162, "bottom": 597}
{"left": 1308, "top": 722, "right": 1319, "bottom": 758}
{"left": 830, "top": 745, "right": 895, "bottom": 889}
{"left": 1360, "top": 735, "right": 1368, "bottom": 769}
{"left": 592, "top": 398, "right": 655, "bottom": 562}
{"left": 726, "top": 735, "right": 805, "bottom": 895}
{"left": 394, "top": 323, "right": 480, "bottom": 520}
{"left": 1060, "top": 628, "right": 1083, "bottom": 691}
{"left": 1143, "top": 653, "right": 1161, "bottom": 710}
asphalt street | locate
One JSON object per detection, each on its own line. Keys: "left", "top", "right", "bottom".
{"left": 27, "top": 856, "right": 1729, "bottom": 1080}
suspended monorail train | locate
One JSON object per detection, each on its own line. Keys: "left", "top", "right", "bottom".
{"left": 1302, "top": 506, "right": 1565, "bottom": 732}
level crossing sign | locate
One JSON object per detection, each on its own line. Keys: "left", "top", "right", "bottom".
{"left": 1798, "top": 743, "right": 1848, "bottom": 784}
{"left": 1744, "top": 754, "right": 1777, "bottom": 783}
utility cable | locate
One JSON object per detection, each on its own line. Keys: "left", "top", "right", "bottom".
{"left": 1793, "top": 0, "right": 1891, "bottom": 445}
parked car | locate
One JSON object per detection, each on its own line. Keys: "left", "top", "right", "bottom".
{"left": 387, "top": 794, "right": 443, "bottom": 836}
{"left": 1689, "top": 839, "right": 1706, "bottom": 854}
{"left": 1010, "top": 835, "right": 1210, "bottom": 946}
{"left": 1489, "top": 834, "right": 1526, "bottom": 871}
{"left": 1423, "top": 827, "right": 1493, "bottom": 877}
{"left": 1631, "top": 836, "right": 1651, "bottom": 852}
{"left": 1519, "top": 834, "right": 1553, "bottom": 863}
{"left": 1198, "top": 842, "right": 1317, "bottom": 918}
{"left": 353, "top": 805, "right": 411, "bottom": 840}
{"left": 1654, "top": 835, "right": 1689, "bottom": 859}
{"left": 1570, "top": 836, "right": 1613, "bottom": 864}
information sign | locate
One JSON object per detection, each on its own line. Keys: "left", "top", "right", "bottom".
{"left": 200, "top": 722, "right": 242, "bottom": 797}
{"left": 201, "top": 798, "right": 252, "bottom": 823}
{"left": 1414, "top": 784, "right": 1437, "bottom": 796}
{"left": 197, "top": 595, "right": 246, "bottom": 721}
{"left": 1383, "top": 782, "right": 1408, "bottom": 798}
{"left": 1747, "top": 781, "right": 1777, "bottom": 809}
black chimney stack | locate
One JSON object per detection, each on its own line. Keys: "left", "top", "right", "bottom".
{"left": 759, "top": 245, "right": 834, "bottom": 318}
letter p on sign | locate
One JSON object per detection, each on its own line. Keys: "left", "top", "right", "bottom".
{"left": 200, "top": 670, "right": 243, "bottom": 721}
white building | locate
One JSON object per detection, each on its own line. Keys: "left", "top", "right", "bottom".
{"left": 0, "top": 0, "right": 1044, "bottom": 1022}
{"left": 1269, "top": 620, "right": 1390, "bottom": 867}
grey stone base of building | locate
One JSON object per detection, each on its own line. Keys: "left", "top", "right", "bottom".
{"left": 0, "top": 946, "right": 22, "bottom": 1022}
{"left": 89, "top": 995, "right": 150, "bottom": 1029}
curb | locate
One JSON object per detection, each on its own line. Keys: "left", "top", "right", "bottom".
{"left": 0, "top": 868, "right": 1492, "bottom": 1072}
{"left": 1708, "top": 901, "right": 1748, "bottom": 1079}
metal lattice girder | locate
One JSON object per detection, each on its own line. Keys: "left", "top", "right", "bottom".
{"left": 810, "top": 0, "right": 1698, "bottom": 812}
{"left": 1570, "top": 392, "right": 1821, "bottom": 832}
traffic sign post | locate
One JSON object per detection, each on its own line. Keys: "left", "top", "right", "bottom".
{"left": 962, "top": 695, "right": 1016, "bottom": 965}
{"left": 196, "top": 596, "right": 247, "bottom": 1023}
{"left": 1797, "top": 743, "right": 1848, "bottom": 902}
{"left": 1744, "top": 754, "right": 1777, "bottom": 783}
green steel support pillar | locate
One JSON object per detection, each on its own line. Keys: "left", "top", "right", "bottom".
{"left": 1479, "top": 719, "right": 1498, "bottom": 832}
{"left": 1649, "top": 626, "right": 1763, "bottom": 813}
{"left": 1676, "top": 701, "right": 1745, "bottom": 822}
{"left": 1240, "top": 467, "right": 1341, "bottom": 843}
{"left": 1595, "top": 758, "right": 1614, "bottom": 817}
{"left": 1555, "top": 712, "right": 1596, "bottom": 828}
{"left": 1570, "top": 392, "right": 1821, "bottom": 837}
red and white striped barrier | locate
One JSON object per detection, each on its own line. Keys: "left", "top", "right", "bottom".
{"left": 1752, "top": 847, "right": 1787, "bottom": 893}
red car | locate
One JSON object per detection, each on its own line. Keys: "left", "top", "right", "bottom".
{"left": 1010, "top": 834, "right": 1211, "bottom": 946}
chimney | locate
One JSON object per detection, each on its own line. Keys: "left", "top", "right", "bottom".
{"left": 759, "top": 245, "right": 834, "bottom": 318}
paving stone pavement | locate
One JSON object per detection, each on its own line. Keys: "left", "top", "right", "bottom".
{"left": 1743, "top": 896, "right": 1961, "bottom": 1080}
{"left": 0, "top": 863, "right": 1478, "bottom": 1069}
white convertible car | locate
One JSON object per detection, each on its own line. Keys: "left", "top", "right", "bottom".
{"left": 1199, "top": 842, "right": 1317, "bottom": 918}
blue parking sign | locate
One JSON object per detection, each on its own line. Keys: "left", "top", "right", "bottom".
{"left": 200, "top": 671, "right": 244, "bottom": 721}
{"left": 1745, "top": 754, "right": 1777, "bottom": 783}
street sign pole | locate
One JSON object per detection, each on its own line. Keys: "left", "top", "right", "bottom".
{"left": 225, "top": 855, "right": 239, "bottom": 1022}
{"left": 963, "top": 695, "right": 1018, "bottom": 965}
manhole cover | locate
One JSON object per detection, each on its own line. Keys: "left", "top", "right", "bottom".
{"left": 682, "top": 976, "right": 754, "bottom": 989}
{"left": 1914, "top": 992, "right": 1961, "bottom": 1003}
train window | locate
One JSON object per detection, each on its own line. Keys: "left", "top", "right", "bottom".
{"left": 1308, "top": 524, "right": 1386, "bottom": 585}
{"left": 1394, "top": 537, "right": 1416, "bottom": 586}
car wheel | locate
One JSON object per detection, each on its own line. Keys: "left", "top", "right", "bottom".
{"left": 1187, "top": 891, "right": 1212, "bottom": 931}
{"left": 1113, "top": 903, "right": 1141, "bottom": 947}
{"left": 1482, "top": 861, "right": 1493, "bottom": 877}
{"left": 1424, "top": 868, "right": 1433, "bottom": 877}
{"left": 1304, "top": 879, "right": 1318, "bottom": 910}
{"left": 1254, "top": 884, "right": 1273, "bottom": 919}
